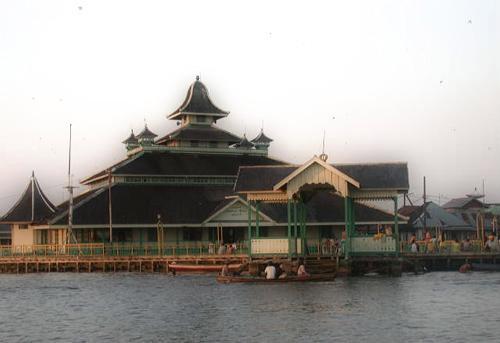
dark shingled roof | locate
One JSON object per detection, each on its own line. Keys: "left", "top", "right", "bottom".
{"left": 234, "top": 162, "right": 409, "bottom": 192}
{"left": 51, "top": 185, "right": 233, "bottom": 225}
{"left": 51, "top": 186, "right": 396, "bottom": 226}
{"left": 251, "top": 130, "right": 273, "bottom": 144}
{"left": 156, "top": 125, "right": 241, "bottom": 145}
{"left": 82, "top": 152, "right": 285, "bottom": 184}
{"left": 0, "top": 174, "right": 56, "bottom": 223}
{"left": 334, "top": 163, "right": 409, "bottom": 189}
{"left": 235, "top": 166, "right": 297, "bottom": 192}
{"left": 259, "top": 191, "right": 395, "bottom": 223}
{"left": 168, "top": 78, "right": 229, "bottom": 120}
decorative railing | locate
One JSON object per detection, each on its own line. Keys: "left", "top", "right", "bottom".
{"left": 0, "top": 242, "right": 249, "bottom": 258}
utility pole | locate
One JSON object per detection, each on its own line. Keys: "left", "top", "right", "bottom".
{"left": 108, "top": 169, "right": 113, "bottom": 243}
{"left": 423, "top": 176, "right": 427, "bottom": 235}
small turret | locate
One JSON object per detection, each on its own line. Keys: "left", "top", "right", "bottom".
{"left": 250, "top": 129, "right": 273, "bottom": 150}
{"left": 122, "top": 130, "right": 139, "bottom": 151}
{"left": 136, "top": 124, "right": 157, "bottom": 146}
{"left": 231, "top": 134, "right": 255, "bottom": 149}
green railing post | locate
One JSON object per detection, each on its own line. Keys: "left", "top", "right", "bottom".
{"left": 394, "top": 196, "right": 400, "bottom": 257}
{"left": 287, "top": 198, "right": 292, "bottom": 260}
{"left": 247, "top": 199, "right": 252, "bottom": 257}
{"left": 256, "top": 201, "right": 260, "bottom": 238}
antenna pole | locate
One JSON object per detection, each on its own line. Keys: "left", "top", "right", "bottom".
{"left": 67, "top": 124, "right": 75, "bottom": 246}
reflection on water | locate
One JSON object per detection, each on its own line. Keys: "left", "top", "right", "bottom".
{"left": 0, "top": 272, "right": 499, "bottom": 342}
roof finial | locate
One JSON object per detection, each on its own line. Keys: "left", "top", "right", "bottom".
{"left": 31, "top": 170, "right": 35, "bottom": 178}
{"left": 320, "top": 130, "right": 328, "bottom": 162}
{"left": 196, "top": 75, "right": 200, "bottom": 81}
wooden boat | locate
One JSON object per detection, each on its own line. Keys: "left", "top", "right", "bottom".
{"left": 216, "top": 273, "right": 336, "bottom": 284}
{"left": 471, "top": 263, "right": 500, "bottom": 272}
{"left": 168, "top": 263, "right": 242, "bottom": 273}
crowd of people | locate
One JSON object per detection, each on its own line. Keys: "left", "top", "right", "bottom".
{"left": 220, "top": 260, "right": 310, "bottom": 279}
{"left": 407, "top": 232, "right": 500, "bottom": 253}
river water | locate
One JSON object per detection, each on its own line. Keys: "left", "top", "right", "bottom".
{"left": 0, "top": 272, "right": 499, "bottom": 342}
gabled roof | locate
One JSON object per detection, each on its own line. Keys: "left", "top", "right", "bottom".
{"left": 274, "top": 156, "right": 360, "bottom": 191}
{"left": 251, "top": 129, "right": 273, "bottom": 144}
{"left": 156, "top": 124, "right": 241, "bottom": 145}
{"left": 442, "top": 197, "right": 485, "bottom": 210}
{"left": 0, "top": 173, "right": 57, "bottom": 224}
{"left": 168, "top": 77, "right": 229, "bottom": 120}
{"left": 400, "top": 202, "right": 474, "bottom": 231}
{"left": 234, "top": 160, "right": 409, "bottom": 193}
{"left": 136, "top": 125, "right": 157, "bottom": 139}
{"left": 231, "top": 135, "right": 255, "bottom": 149}
{"left": 122, "top": 130, "right": 138, "bottom": 144}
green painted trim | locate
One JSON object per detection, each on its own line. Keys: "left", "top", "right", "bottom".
{"left": 256, "top": 201, "right": 260, "bottom": 238}
{"left": 287, "top": 199, "right": 292, "bottom": 260}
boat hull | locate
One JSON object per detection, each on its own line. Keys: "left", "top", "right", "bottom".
{"left": 169, "top": 263, "right": 242, "bottom": 273}
{"left": 216, "top": 273, "right": 336, "bottom": 284}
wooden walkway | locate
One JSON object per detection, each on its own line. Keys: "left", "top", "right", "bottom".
{"left": 0, "top": 255, "right": 248, "bottom": 274}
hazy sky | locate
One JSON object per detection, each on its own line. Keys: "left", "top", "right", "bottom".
{"left": 0, "top": 0, "right": 499, "bottom": 214}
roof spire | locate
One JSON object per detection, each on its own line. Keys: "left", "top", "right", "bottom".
{"left": 196, "top": 75, "right": 200, "bottom": 81}
{"left": 319, "top": 130, "right": 328, "bottom": 162}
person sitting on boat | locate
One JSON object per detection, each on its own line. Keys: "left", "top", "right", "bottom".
{"left": 277, "top": 263, "right": 288, "bottom": 279}
{"left": 264, "top": 261, "right": 276, "bottom": 279}
{"left": 221, "top": 263, "right": 230, "bottom": 277}
{"left": 297, "top": 263, "right": 309, "bottom": 277}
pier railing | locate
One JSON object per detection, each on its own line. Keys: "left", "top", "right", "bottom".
{"left": 0, "top": 242, "right": 249, "bottom": 258}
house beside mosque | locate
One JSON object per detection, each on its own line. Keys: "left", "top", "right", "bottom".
{"left": 0, "top": 77, "right": 409, "bottom": 257}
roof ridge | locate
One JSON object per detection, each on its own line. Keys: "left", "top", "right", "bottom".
{"left": 334, "top": 161, "right": 408, "bottom": 166}
{"left": 239, "top": 164, "right": 298, "bottom": 169}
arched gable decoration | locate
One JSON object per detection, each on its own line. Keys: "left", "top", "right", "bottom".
{"left": 273, "top": 156, "right": 360, "bottom": 199}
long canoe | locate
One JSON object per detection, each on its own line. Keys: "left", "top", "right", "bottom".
{"left": 168, "top": 263, "right": 242, "bottom": 273}
{"left": 216, "top": 273, "right": 336, "bottom": 284}
{"left": 471, "top": 263, "right": 500, "bottom": 272}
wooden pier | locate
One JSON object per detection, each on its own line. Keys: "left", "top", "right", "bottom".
{"left": 0, "top": 255, "right": 248, "bottom": 274}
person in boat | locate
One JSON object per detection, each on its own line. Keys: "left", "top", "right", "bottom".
{"left": 297, "top": 262, "right": 310, "bottom": 277}
{"left": 278, "top": 263, "right": 288, "bottom": 279}
{"left": 264, "top": 261, "right": 276, "bottom": 279}
{"left": 221, "top": 263, "right": 230, "bottom": 277}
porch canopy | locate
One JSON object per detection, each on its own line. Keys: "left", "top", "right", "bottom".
{"left": 234, "top": 155, "right": 409, "bottom": 258}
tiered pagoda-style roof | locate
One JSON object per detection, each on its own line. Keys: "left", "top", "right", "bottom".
{"left": 156, "top": 124, "right": 241, "bottom": 146}
{"left": 231, "top": 134, "right": 255, "bottom": 149}
{"left": 251, "top": 129, "right": 273, "bottom": 150}
{"left": 122, "top": 130, "right": 139, "bottom": 150}
{"left": 168, "top": 76, "right": 229, "bottom": 121}
{"left": 0, "top": 172, "right": 56, "bottom": 224}
{"left": 136, "top": 124, "right": 157, "bottom": 146}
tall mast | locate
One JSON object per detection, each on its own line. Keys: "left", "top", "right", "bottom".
{"left": 66, "top": 123, "right": 76, "bottom": 245}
